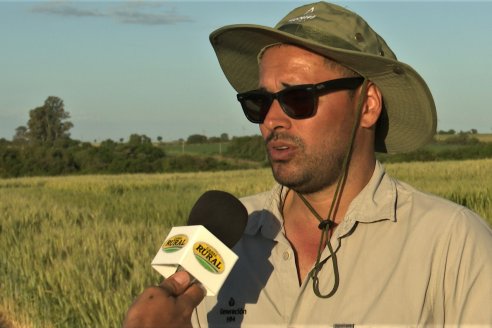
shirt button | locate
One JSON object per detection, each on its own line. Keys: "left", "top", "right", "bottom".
{"left": 283, "top": 251, "right": 290, "bottom": 261}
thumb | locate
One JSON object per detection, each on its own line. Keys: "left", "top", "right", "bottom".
{"left": 159, "top": 271, "right": 194, "bottom": 296}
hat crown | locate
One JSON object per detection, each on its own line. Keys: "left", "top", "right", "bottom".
{"left": 275, "top": 2, "right": 396, "bottom": 60}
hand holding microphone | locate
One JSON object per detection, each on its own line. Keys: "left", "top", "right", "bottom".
{"left": 123, "top": 190, "right": 248, "bottom": 328}
{"left": 123, "top": 270, "right": 204, "bottom": 328}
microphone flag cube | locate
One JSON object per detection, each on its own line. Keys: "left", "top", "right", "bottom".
{"left": 151, "top": 225, "right": 238, "bottom": 296}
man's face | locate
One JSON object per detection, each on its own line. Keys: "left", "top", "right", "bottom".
{"left": 258, "top": 45, "right": 357, "bottom": 194}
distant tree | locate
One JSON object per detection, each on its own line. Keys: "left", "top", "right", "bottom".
{"left": 109, "top": 134, "right": 165, "bottom": 173}
{"left": 187, "top": 134, "right": 207, "bottom": 144}
{"left": 470, "top": 129, "right": 478, "bottom": 134}
{"left": 157, "top": 136, "right": 163, "bottom": 143}
{"left": 443, "top": 132, "right": 480, "bottom": 145}
{"left": 27, "top": 96, "right": 73, "bottom": 144}
{"left": 438, "top": 129, "right": 456, "bottom": 135}
{"left": 225, "top": 135, "right": 267, "bottom": 162}
{"left": 220, "top": 133, "right": 229, "bottom": 142}
{"left": 128, "top": 134, "right": 152, "bottom": 145}
{"left": 0, "top": 144, "right": 22, "bottom": 177}
{"left": 13, "top": 126, "right": 29, "bottom": 143}
{"left": 100, "top": 139, "right": 117, "bottom": 148}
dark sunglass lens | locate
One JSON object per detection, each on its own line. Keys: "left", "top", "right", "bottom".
{"left": 279, "top": 88, "right": 315, "bottom": 119}
{"left": 240, "top": 93, "right": 271, "bottom": 123}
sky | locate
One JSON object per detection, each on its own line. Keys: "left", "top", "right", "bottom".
{"left": 1, "top": 1, "right": 491, "bottom": 142}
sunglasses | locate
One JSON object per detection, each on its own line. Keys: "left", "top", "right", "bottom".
{"left": 236, "top": 77, "right": 365, "bottom": 124}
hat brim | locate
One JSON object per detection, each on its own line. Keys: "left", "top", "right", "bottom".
{"left": 210, "top": 24, "right": 437, "bottom": 154}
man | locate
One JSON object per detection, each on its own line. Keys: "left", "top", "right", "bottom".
{"left": 124, "top": 2, "right": 492, "bottom": 327}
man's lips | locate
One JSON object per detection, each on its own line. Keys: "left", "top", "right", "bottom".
{"left": 267, "top": 140, "right": 298, "bottom": 161}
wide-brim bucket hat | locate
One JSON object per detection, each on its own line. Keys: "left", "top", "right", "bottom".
{"left": 210, "top": 1, "right": 437, "bottom": 154}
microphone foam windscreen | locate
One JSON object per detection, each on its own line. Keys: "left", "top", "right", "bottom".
{"left": 187, "top": 190, "right": 248, "bottom": 248}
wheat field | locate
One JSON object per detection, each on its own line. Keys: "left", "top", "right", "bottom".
{"left": 1, "top": 159, "right": 491, "bottom": 328}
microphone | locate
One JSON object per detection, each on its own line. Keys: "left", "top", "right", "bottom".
{"left": 151, "top": 190, "right": 248, "bottom": 296}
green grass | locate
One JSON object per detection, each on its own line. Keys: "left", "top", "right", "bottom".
{"left": 1, "top": 159, "right": 491, "bottom": 327}
{"left": 0, "top": 170, "right": 274, "bottom": 328}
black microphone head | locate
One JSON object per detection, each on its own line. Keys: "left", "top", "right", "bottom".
{"left": 187, "top": 190, "right": 248, "bottom": 248}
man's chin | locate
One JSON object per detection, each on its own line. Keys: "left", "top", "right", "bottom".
{"left": 270, "top": 166, "right": 305, "bottom": 191}
{"left": 269, "top": 159, "right": 325, "bottom": 193}
{"left": 271, "top": 167, "right": 339, "bottom": 195}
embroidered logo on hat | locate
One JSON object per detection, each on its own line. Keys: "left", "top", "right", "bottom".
{"left": 288, "top": 6, "right": 316, "bottom": 23}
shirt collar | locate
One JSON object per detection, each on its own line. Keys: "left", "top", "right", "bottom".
{"left": 345, "top": 160, "right": 397, "bottom": 224}
{"left": 243, "top": 161, "right": 397, "bottom": 240}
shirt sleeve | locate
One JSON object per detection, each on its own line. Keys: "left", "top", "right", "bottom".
{"left": 442, "top": 207, "right": 492, "bottom": 325}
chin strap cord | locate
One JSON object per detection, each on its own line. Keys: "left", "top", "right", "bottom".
{"left": 296, "top": 78, "right": 368, "bottom": 298}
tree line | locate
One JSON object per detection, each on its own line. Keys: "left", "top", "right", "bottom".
{"left": 0, "top": 96, "right": 266, "bottom": 178}
{"left": 1, "top": 96, "right": 490, "bottom": 178}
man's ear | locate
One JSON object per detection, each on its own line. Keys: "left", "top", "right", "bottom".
{"left": 360, "top": 83, "right": 382, "bottom": 129}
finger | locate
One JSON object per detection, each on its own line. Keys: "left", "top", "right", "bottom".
{"left": 176, "top": 282, "right": 207, "bottom": 317}
{"left": 158, "top": 271, "right": 193, "bottom": 296}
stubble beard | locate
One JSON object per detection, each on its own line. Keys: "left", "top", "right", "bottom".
{"left": 267, "top": 132, "right": 346, "bottom": 195}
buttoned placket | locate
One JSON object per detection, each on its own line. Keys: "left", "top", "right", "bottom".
{"left": 259, "top": 184, "right": 373, "bottom": 326}
{"left": 287, "top": 216, "right": 359, "bottom": 326}
{"left": 272, "top": 229, "right": 303, "bottom": 324}
{"left": 268, "top": 185, "right": 360, "bottom": 325}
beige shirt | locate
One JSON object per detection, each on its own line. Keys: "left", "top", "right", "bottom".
{"left": 192, "top": 161, "right": 492, "bottom": 327}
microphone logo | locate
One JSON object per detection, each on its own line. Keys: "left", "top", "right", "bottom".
{"left": 161, "top": 234, "right": 189, "bottom": 253}
{"left": 193, "top": 242, "right": 225, "bottom": 274}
